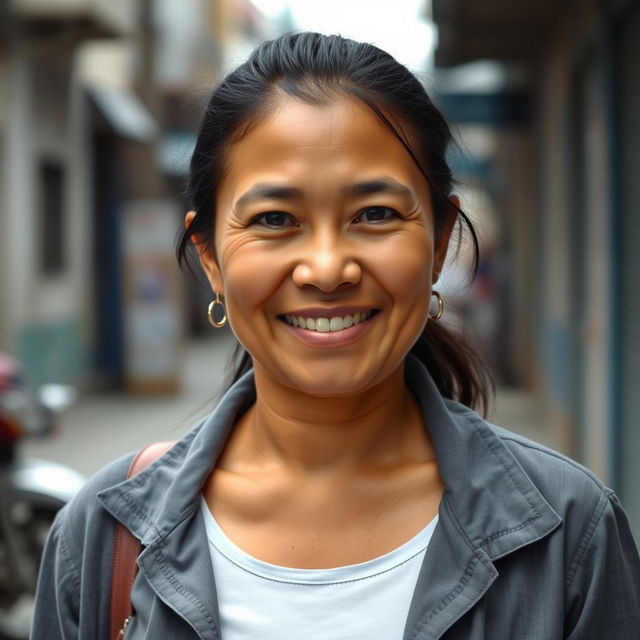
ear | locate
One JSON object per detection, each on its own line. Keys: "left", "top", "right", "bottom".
{"left": 184, "top": 211, "right": 224, "bottom": 294}
{"left": 432, "top": 195, "right": 459, "bottom": 283}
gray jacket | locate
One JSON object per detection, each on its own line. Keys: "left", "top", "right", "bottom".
{"left": 32, "top": 357, "right": 640, "bottom": 639}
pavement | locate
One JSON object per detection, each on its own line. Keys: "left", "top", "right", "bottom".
{"left": 23, "top": 333, "right": 560, "bottom": 478}
{"left": 22, "top": 332, "right": 237, "bottom": 477}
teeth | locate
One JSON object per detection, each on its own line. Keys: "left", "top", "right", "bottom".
{"left": 284, "top": 311, "right": 373, "bottom": 332}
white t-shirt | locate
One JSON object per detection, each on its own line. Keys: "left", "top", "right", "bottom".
{"left": 201, "top": 497, "right": 438, "bottom": 639}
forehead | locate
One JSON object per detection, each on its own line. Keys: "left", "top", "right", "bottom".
{"left": 218, "top": 96, "right": 426, "bottom": 199}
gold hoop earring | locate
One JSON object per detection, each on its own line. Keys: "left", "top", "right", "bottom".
{"left": 207, "top": 293, "right": 227, "bottom": 328}
{"left": 429, "top": 290, "right": 444, "bottom": 320}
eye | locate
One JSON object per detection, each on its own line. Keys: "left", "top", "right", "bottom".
{"left": 251, "top": 212, "right": 298, "bottom": 228}
{"left": 353, "top": 206, "right": 399, "bottom": 224}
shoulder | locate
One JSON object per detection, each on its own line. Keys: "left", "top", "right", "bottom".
{"left": 439, "top": 401, "right": 640, "bottom": 633}
{"left": 33, "top": 450, "right": 139, "bottom": 636}
{"left": 490, "top": 421, "right": 611, "bottom": 514}
{"left": 449, "top": 402, "right": 640, "bottom": 586}
{"left": 444, "top": 399, "right": 619, "bottom": 552}
{"left": 488, "top": 425, "right": 636, "bottom": 565}
{"left": 448, "top": 399, "right": 609, "bottom": 508}
{"left": 493, "top": 421, "right": 605, "bottom": 487}
{"left": 54, "top": 451, "right": 136, "bottom": 548}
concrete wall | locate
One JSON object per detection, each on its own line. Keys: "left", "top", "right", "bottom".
{"left": 1, "top": 1, "right": 143, "bottom": 384}
{"left": 533, "top": 0, "right": 613, "bottom": 481}
{"left": 2, "top": 40, "right": 92, "bottom": 384}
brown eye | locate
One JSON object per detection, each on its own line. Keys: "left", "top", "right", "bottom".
{"left": 253, "top": 212, "right": 297, "bottom": 228}
{"left": 354, "top": 206, "right": 398, "bottom": 224}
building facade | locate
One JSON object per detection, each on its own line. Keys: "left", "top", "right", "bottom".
{"left": 432, "top": 0, "right": 640, "bottom": 541}
{"left": 0, "top": 1, "right": 142, "bottom": 385}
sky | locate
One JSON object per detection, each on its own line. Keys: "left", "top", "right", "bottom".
{"left": 249, "top": 0, "right": 436, "bottom": 74}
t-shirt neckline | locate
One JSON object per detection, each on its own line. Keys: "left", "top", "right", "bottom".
{"left": 200, "top": 497, "right": 438, "bottom": 586}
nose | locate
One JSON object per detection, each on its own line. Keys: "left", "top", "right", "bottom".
{"left": 292, "top": 232, "right": 362, "bottom": 292}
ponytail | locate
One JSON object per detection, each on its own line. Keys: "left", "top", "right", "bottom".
{"left": 410, "top": 321, "right": 493, "bottom": 416}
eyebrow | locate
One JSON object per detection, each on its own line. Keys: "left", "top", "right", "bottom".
{"left": 345, "top": 177, "right": 414, "bottom": 199}
{"left": 234, "top": 177, "right": 414, "bottom": 209}
{"left": 235, "top": 184, "right": 304, "bottom": 209}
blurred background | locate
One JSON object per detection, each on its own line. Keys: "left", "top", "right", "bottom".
{"left": 1, "top": 0, "right": 639, "bottom": 548}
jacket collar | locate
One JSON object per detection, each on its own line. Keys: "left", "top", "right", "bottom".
{"left": 98, "top": 376, "right": 256, "bottom": 639}
{"left": 99, "top": 356, "right": 561, "bottom": 639}
{"left": 401, "top": 356, "right": 561, "bottom": 639}
{"left": 404, "top": 357, "right": 561, "bottom": 561}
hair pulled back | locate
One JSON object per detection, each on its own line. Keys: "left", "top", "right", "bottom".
{"left": 177, "top": 32, "right": 493, "bottom": 415}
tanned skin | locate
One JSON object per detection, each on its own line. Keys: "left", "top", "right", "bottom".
{"left": 187, "top": 96, "right": 457, "bottom": 568}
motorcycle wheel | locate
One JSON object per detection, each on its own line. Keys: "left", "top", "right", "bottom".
{"left": 0, "top": 494, "right": 63, "bottom": 640}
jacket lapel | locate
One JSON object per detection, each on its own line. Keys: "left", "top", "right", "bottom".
{"left": 403, "top": 502, "right": 498, "bottom": 640}
{"left": 402, "top": 357, "right": 562, "bottom": 638}
{"left": 137, "top": 510, "right": 221, "bottom": 639}
{"left": 98, "top": 373, "right": 257, "bottom": 639}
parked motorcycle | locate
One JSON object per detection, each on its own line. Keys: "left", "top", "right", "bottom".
{"left": 0, "top": 353, "right": 86, "bottom": 639}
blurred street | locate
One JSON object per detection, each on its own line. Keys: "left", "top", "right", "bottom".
{"left": 22, "top": 332, "right": 235, "bottom": 476}
{"left": 22, "top": 332, "right": 562, "bottom": 478}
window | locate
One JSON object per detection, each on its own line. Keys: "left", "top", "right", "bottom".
{"left": 39, "top": 160, "right": 65, "bottom": 274}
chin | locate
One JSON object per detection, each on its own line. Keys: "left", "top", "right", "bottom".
{"left": 277, "top": 363, "right": 390, "bottom": 399}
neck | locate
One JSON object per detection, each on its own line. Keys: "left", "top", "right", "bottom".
{"left": 220, "top": 360, "right": 435, "bottom": 476}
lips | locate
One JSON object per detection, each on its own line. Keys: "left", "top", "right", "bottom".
{"left": 283, "top": 310, "right": 375, "bottom": 332}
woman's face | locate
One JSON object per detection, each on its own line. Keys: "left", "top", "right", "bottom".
{"left": 194, "top": 96, "right": 454, "bottom": 397}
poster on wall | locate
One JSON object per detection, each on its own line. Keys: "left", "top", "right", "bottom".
{"left": 122, "top": 199, "right": 182, "bottom": 394}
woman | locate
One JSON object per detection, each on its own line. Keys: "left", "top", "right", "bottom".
{"left": 32, "top": 33, "right": 640, "bottom": 639}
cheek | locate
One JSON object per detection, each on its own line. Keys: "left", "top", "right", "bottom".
{"left": 374, "top": 233, "right": 434, "bottom": 301}
{"left": 218, "top": 238, "right": 288, "bottom": 318}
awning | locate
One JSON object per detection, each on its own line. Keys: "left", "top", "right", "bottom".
{"left": 432, "top": 0, "right": 557, "bottom": 68}
{"left": 86, "top": 83, "right": 157, "bottom": 143}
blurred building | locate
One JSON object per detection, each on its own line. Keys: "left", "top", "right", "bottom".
{"left": 0, "top": 0, "right": 153, "bottom": 388}
{"left": 0, "top": 0, "right": 277, "bottom": 389}
{"left": 431, "top": 0, "right": 640, "bottom": 539}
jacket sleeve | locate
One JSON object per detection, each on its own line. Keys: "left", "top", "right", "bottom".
{"left": 30, "top": 507, "right": 81, "bottom": 640}
{"left": 564, "top": 490, "right": 640, "bottom": 639}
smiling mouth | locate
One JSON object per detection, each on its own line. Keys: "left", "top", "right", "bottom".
{"left": 281, "top": 310, "right": 376, "bottom": 332}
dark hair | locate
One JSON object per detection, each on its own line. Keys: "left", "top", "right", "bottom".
{"left": 177, "top": 32, "right": 493, "bottom": 415}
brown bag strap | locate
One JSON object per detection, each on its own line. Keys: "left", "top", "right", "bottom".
{"left": 110, "top": 441, "right": 175, "bottom": 640}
